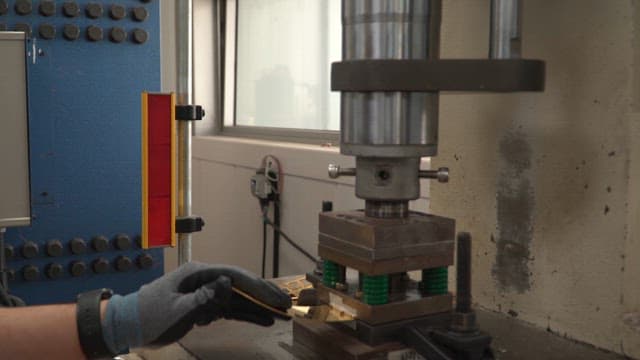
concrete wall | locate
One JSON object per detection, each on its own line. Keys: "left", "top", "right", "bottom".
{"left": 161, "top": 0, "right": 640, "bottom": 357}
{"left": 432, "top": 0, "right": 640, "bottom": 357}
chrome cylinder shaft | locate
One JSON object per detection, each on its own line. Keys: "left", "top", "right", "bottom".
{"left": 490, "top": 0, "right": 521, "bottom": 59}
{"left": 341, "top": 0, "right": 441, "bottom": 158}
{"left": 365, "top": 201, "right": 410, "bottom": 218}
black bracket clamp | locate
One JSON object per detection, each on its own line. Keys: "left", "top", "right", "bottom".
{"left": 403, "top": 326, "right": 494, "bottom": 360}
{"left": 175, "top": 216, "right": 205, "bottom": 234}
{"left": 332, "top": 59, "right": 545, "bottom": 93}
{"left": 175, "top": 105, "right": 205, "bottom": 121}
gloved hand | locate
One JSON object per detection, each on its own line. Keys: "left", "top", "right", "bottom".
{"left": 101, "top": 262, "right": 292, "bottom": 355}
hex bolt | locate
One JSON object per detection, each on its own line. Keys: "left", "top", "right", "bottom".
{"left": 136, "top": 253, "right": 153, "bottom": 269}
{"left": 4, "top": 245, "right": 14, "bottom": 260}
{"left": 39, "top": 0, "right": 56, "bottom": 16}
{"left": 62, "top": 1, "right": 79, "bottom": 17}
{"left": 419, "top": 167, "right": 449, "bottom": 183}
{"left": 38, "top": 23, "right": 56, "bottom": 40}
{"left": 115, "top": 256, "right": 132, "bottom": 272}
{"left": 109, "top": 26, "right": 126, "bottom": 43}
{"left": 45, "top": 263, "right": 64, "bottom": 279}
{"left": 85, "top": 2, "right": 103, "bottom": 19}
{"left": 46, "top": 239, "right": 63, "bottom": 257}
{"left": 92, "top": 257, "right": 110, "bottom": 274}
{"left": 131, "top": 6, "right": 148, "bottom": 22}
{"left": 328, "top": 164, "right": 356, "bottom": 179}
{"left": 109, "top": 4, "right": 125, "bottom": 20}
{"left": 113, "top": 234, "right": 131, "bottom": 250}
{"left": 63, "top": 24, "right": 80, "bottom": 40}
{"left": 69, "top": 261, "right": 86, "bottom": 277}
{"left": 91, "top": 235, "right": 109, "bottom": 252}
{"left": 69, "top": 237, "right": 86, "bottom": 254}
{"left": 15, "top": 0, "right": 32, "bottom": 16}
{"left": 22, "top": 265, "right": 39, "bottom": 281}
{"left": 0, "top": 0, "right": 9, "bottom": 15}
{"left": 86, "top": 25, "right": 103, "bottom": 42}
{"left": 22, "top": 241, "right": 39, "bottom": 259}
{"left": 131, "top": 28, "right": 148, "bottom": 44}
{"left": 7, "top": 269, "right": 15, "bottom": 281}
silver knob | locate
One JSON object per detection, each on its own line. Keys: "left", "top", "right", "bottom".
{"left": 436, "top": 167, "right": 449, "bottom": 183}
{"left": 328, "top": 164, "right": 356, "bottom": 179}
{"left": 419, "top": 167, "right": 449, "bottom": 183}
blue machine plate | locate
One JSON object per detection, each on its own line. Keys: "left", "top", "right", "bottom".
{"left": 2, "top": 0, "right": 164, "bottom": 304}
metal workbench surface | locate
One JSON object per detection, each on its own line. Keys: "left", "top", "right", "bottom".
{"left": 133, "top": 310, "right": 628, "bottom": 360}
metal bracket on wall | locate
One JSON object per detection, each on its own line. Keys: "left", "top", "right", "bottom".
{"left": 175, "top": 216, "right": 205, "bottom": 234}
{"left": 175, "top": 105, "right": 205, "bottom": 121}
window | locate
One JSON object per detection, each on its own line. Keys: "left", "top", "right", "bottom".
{"left": 221, "top": 0, "right": 342, "bottom": 142}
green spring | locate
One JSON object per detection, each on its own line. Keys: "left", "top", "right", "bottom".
{"left": 323, "top": 260, "right": 339, "bottom": 288}
{"left": 421, "top": 267, "right": 448, "bottom": 295}
{"left": 361, "top": 274, "right": 389, "bottom": 305}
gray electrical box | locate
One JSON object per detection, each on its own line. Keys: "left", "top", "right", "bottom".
{"left": 0, "top": 32, "right": 31, "bottom": 228}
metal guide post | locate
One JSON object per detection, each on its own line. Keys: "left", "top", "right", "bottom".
{"left": 490, "top": 0, "right": 521, "bottom": 59}
{"left": 176, "top": 0, "right": 194, "bottom": 265}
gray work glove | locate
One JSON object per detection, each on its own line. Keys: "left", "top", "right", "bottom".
{"left": 101, "top": 262, "right": 291, "bottom": 355}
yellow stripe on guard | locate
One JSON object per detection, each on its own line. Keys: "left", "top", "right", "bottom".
{"left": 141, "top": 92, "right": 149, "bottom": 249}
{"left": 170, "top": 93, "right": 176, "bottom": 247}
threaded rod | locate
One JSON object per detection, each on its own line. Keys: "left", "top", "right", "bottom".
{"left": 456, "top": 232, "right": 472, "bottom": 313}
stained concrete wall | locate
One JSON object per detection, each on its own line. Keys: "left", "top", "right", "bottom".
{"left": 431, "top": 0, "right": 640, "bottom": 357}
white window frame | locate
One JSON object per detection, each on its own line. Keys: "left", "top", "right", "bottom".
{"left": 215, "top": 0, "right": 339, "bottom": 145}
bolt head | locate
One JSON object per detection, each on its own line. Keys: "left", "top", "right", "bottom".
{"left": 437, "top": 167, "right": 449, "bottom": 183}
{"left": 328, "top": 164, "right": 340, "bottom": 179}
{"left": 63, "top": 1, "right": 79, "bottom": 17}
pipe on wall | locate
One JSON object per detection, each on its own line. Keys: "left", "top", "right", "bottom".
{"left": 490, "top": 0, "right": 521, "bottom": 59}
{"left": 176, "top": 0, "right": 194, "bottom": 265}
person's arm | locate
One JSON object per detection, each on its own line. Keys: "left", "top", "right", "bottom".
{"left": 0, "top": 302, "right": 98, "bottom": 359}
{"left": 0, "top": 262, "right": 291, "bottom": 359}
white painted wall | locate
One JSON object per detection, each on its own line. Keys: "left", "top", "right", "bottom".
{"left": 184, "top": 137, "right": 431, "bottom": 277}
{"left": 160, "top": 0, "right": 640, "bottom": 358}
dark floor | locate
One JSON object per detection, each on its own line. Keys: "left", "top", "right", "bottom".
{"left": 168, "top": 310, "right": 630, "bottom": 360}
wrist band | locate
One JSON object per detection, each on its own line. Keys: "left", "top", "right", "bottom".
{"left": 76, "top": 288, "right": 114, "bottom": 359}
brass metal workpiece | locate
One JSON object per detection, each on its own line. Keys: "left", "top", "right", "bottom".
{"left": 231, "top": 287, "right": 292, "bottom": 320}
{"left": 316, "top": 282, "right": 452, "bottom": 325}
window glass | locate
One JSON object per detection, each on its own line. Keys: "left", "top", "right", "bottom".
{"left": 235, "top": 0, "right": 341, "bottom": 131}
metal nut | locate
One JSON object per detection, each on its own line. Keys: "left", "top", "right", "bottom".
{"left": 450, "top": 311, "right": 477, "bottom": 333}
